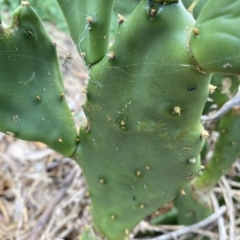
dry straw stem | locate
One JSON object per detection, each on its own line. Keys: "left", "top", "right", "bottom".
{"left": 29, "top": 168, "right": 78, "bottom": 240}
{"left": 210, "top": 192, "right": 226, "bottom": 240}
{"left": 134, "top": 206, "right": 226, "bottom": 240}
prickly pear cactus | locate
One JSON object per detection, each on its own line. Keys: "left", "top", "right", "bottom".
{"left": 173, "top": 0, "right": 240, "bottom": 226}
{"left": 196, "top": 74, "right": 240, "bottom": 190}
{"left": 73, "top": 0, "right": 211, "bottom": 238}
{"left": 1, "top": 0, "right": 240, "bottom": 239}
{"left": 175, "top": 74, "right": 240, "bottom": 225}
{"left": 0, "top": 2, "right": 78, "bottom": 156}
{"left": 189, "top": 0, "right": 240, "bottom": 74}
{"left": 56, "top": 0, "right": 115, "bottom": 64}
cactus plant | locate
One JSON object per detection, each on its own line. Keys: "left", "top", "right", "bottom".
{"left": 175, "top": 73, "right": 240, "bottom": 226}
{"left": 171, "top": 0, "right": 240, "bottom": 226}
{"left": 0, "top": 0, "right": 240, "bottom": 239}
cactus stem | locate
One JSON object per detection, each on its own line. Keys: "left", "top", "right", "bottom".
{"left": 118, "top": 14, "right": 126, "bottom": 25}
{"left": 192, "top": 28, "right": 200, "bottom": 36}
{"left": 21, "top": 1, "right": 30, "bottom": 6}
{"left": 209, "top": 84, "right": 217, "bottom": 94}
{"left": 189, "top": 157, "right": 196, "bottom": 164}
{"left": 107, "top": 51, "right": 116, "bottom": 60}
{"left": 35, "top": 95, "right": 42, "bottom": 101}
{"left": 58, "top": 138, "right": 63, "bottom": 143}
{"left": 100, "top": 178, "right": 105, "bottom": 184}
{"left": 173, "top": 106, "right": 181, "bottom": 116}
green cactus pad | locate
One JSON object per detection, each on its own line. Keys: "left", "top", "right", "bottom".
{"left": 176, "top": 74, "right": 240, "bottom": 225}
{"left": 74, "top": 0, "right": 211, "bottom": 239}
{"left": 189, "top": 0, "right": 240, "bottom": 74}
{"left": 174, "top": 184, "right": 212, "bottom": 225}
{"left": 196, "top": 74, "right": 240, "bottom": 190}
{"left": 0, "top": 3, "right": 78, "bottom": 156}
{"left": 57, "top": 0, "right": 114, "bottom": 65}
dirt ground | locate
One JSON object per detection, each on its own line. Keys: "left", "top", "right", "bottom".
{"left": 1, "top": 22, "right": 240, "bottom": 240}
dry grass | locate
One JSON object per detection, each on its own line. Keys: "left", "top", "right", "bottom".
{"left": 0, "top": 22, "right": 240, "bottom": 240}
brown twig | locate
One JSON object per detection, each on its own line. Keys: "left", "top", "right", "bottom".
{"left": 29, "top": 168, "right": 77, "bottom": 240}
